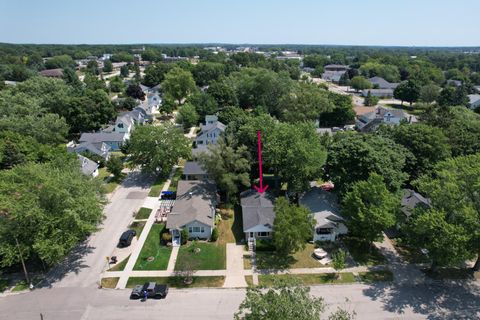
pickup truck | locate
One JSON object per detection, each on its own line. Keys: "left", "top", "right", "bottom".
{"left": 130, "top": 282, "right": 169, "bottom": 300}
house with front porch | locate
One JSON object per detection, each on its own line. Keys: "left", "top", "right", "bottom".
{"left": 300, "top": 186, "right": 348, "bottom": 242}
{"left": 240, "top": 190, "right": 275, "bottom": 241}
{"left": 166, "top": 180, "right": 217, "bottom": 245}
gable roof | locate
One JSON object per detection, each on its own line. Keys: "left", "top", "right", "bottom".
{"left": 196, "top": 121, "right": 226, "bottom": 138}
{"left": 299, "top": 187, "right": 344, "bottom": 229}
{"left": 166, "top": 180, "right": 217, "bottom": 229}
{"left": 183, "top": 161, "right": 207, "bottom": 176}
{"left": 77, "top": 154, "right": 99, "bottom": 176}
{"left": 40, "top": 68, "right": 64, "bottom": 78}
{"left": 368, "top": 76, "right": 399, "bottom": 89}
{"left": 240, "top": 190, "right": 275, "bottom": 231}
{"left": 401, "top": 189, "right": 431, "bottom": 218}
{"left": 79, "top": 132, "right": 126, "bottom": 143}
{"left": 72, "top": 141, "right": 110, "bottom": 158}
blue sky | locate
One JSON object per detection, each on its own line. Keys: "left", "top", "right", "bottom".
{"left": 0, "top": 0, "right": 479, "bottom": 46}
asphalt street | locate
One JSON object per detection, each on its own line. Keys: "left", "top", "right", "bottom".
{"left": 0, "top": 170, "right": 478, "bottom": 320}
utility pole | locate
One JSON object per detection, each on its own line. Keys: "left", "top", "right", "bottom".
{"left": 15, "top": 236, "right": 30, "bottom": 285}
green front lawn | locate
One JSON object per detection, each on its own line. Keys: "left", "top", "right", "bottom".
{"left": 108, "top": 255, "right": 130, "bottom": 272}
{"left": 258, "top": 273, "right": 356, "bottom": 286}
{"left": 358, "top": 270, "right": 394, "bottom": 283}
{"left": 175, "top": 242, "right": 226, "bottom": 270}
{"left": 135, "top": 207, "right": 152, "bottom": 220}
{"left": 167, "top": 168, "right": 183, "bottom": 192}
{"left": 148, "top": 175, "right": 167, "bottom": 197}
{"left": 245, "top": 276, "right": 254, "bottom": 287}
{"left": 342, "top": 237, "right": 387, "bottom": 266}
{"left": 134, "top": 223, "right": 172, "bottom": 270}
{"left": 256, "top": 244, "right": 325, "bottom": 269}
{"left": 129, "top": 221, "right": 146, "bottom": 238}
{"left": 216, "top": 205, "right": 244, "bottom": 245}
{"left": 126, "top": 276, "right": 225, "bottom": 288}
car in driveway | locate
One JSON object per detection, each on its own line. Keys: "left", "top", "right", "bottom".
{"left": 130, "top": 282, "right": 169, "bottom": 300}
{"left": 118, "top": 230, "right": 136, "bottom": 247}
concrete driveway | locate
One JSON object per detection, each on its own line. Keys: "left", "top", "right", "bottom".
{"left": 223, "top": 244, "right": 247, "bottom": 288}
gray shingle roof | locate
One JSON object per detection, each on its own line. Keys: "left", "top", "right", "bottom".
{"left": 299, "top": 187, "right": 343, "bottom": 229}
{"left": 166, "top": 181, "right": 217, "bottom": 229}
{"left": 240, "top": 190, "right": 275, "bottom": 232}
{"left": 183, "top": 161, "right": 206, "bottom": 176}
{"left": 196, "top": 121, "right": 226, "bottom": 138}
{"left": 77, "top": 154, "right": 99, "bottom": 176}
{"left": 79, "top": 132, "right": 126, "bottom": 143}
{"left": 401, "top": 189, "right": 431, "bottom": 218}
{"left": 368, "top": 76, "right": 399, "bottom": 89}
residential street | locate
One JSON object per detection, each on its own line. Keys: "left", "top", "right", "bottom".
{"left": 0, "top": 281, "right": 478, "bottom": 319}
{"left": 40, "top": 171, "right": 152, "bottom": 289}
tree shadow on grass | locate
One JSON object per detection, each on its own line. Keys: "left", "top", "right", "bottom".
{"left": 362, "top": 280, "right": 480, "bottom": 319}
{"left": 256, "top": 252, "right": 296, "bottom": 272}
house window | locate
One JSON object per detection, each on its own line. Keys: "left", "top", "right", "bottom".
{"left": 200, "top": 227, "right": 204, "bottom": 233}
{"left": 316, "top": 228, "right": 332, "bottom": 235}
{"left": 118, "top": 123, "right": 124, "bottom": 128}
{"left": 197, "top": 141, "right": 203, "bottom": 145}
{"left": 258, "top": 232, "right": 269, "bottom": 237}
{"left": 188, "top": 227, "right": 193, "bottom": 233}
{"left": 192, "top": 227, "right": 201, "bottom": 233}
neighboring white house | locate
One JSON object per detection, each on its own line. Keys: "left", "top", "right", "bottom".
{"left": 356, "top": 106, "right": 418, "bottom": 132}
{"left": 468, "top": 94, "right": 480, "bottom": 110}
{"left": 166, "top": 180, "right": 217, "bottom": 245}
{"left": 79, "top": 132, "right": 127, "bottom": 151}
{"left": 77, "top": 154, "right": 99, "bottom": 178}
{"left": 241, "top": 190, "right": 275, "bottom": 241}
{"left": 361, "top": 88, "right": 395, "bottom": 98}
{"left": 300, "top": 187, "right": 347, "bottom": 242}
{"left": 195, "top": 115, "right": 226, "bottom": 147}
{"left": 67, "top": 141, "right": 111, "bottom": 160}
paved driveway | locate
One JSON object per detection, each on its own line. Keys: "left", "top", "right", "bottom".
{"left": 223, "top": 244, "right": 247, "bottom": 288}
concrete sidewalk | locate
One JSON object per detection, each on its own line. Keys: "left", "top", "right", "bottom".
{"left": 166, "top": 246, "right": 180, "bottom": 272}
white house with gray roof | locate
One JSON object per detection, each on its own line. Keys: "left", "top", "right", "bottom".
{"left": 67, "top": 141, "right": 111, "bottom": 160}
{"left": 195, "top": 115, "right": 226, "bottom": 147}
{"left": 77, "top": 154, "right": 99, "bottom": 177}
{"left": 79, "top": 132, "right": 127, "bottom": 151}
{"left": 368, "top": 76, "right": 399, "bottom": 90}
{"left": 356, "top": 106, "right": 417, "bottom": 132}
{"left": 241, "top": 190, "right": 275, "bottom": 241}
{"left": 166, "top": 180, "right": 217, "bottom": 244}
{"left": 300, "top": 187, "right": 347, "bottom": 242}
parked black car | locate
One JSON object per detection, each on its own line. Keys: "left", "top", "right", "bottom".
{"left": 130, "top": 282, "right": 169, "bottom": 300}
{"left": 160, "top": 191, "right": 176, "bottom": 200}
{"left": 118, "top": 230, "right": 136, "bottom": 247}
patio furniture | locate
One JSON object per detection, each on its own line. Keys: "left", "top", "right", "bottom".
{"left": 313, "top": 248, "right": 328, "bottom": 259}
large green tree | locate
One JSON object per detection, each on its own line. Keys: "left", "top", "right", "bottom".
{"left": 413, "top": 154, "right": 480, "bottom": 270}
{"left": 0, "top": 157, "right": 104, "bottom": 267}
{"left": 394, "top": 80, "right": 420, "bottom": 106}
{"left": 325, "top": 133, "right": 408, "bottom": 194}
{"left": 176, "top": 103, "right": 199, "bottom": 130}
{"left": 161, "top": 67, "right": 197, "bottom": 104}
{"left": 273, "top": 198, "right": 313, "bottom": 254}
{"left": 192, "top": 62, "right": 225, "bottom": 87}
{"left": 264, "top": 122, "right": 327, "bottom": 194}
{"left": 341, "top": 173, "right": 399, "bottom": 243}
{"left": 128, "top": 124, "right": 190, "bottom": 175}
{"left": 235, "top": 279, "right": 326, "bottom": 320}
{"left": 383, "top": 123, "right": 451, "bottom": 180}
{"left": 198, "top": 133, "right": 251, "bottom": 203}
{"left": 278, "top": 83, "right": 333, "bottom": 123}
{"left": 350, "top": 76, "right": 372, "bottom": 92}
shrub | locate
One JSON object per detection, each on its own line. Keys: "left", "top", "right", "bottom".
{"left": 162, "top": 232, "right": 172, "bottom": 243}
{"left": 255, "top": 239, "right": 276, "bottom": 252}
{"left": 181, "top": 228, "right": 189, "bottom": 245}
{"left": 211, "top": 228, "right": 219, "bottom": 242}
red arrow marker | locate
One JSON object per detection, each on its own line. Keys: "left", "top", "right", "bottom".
{"left": 253, "top": 130, "right": 268, "bottom": 193}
